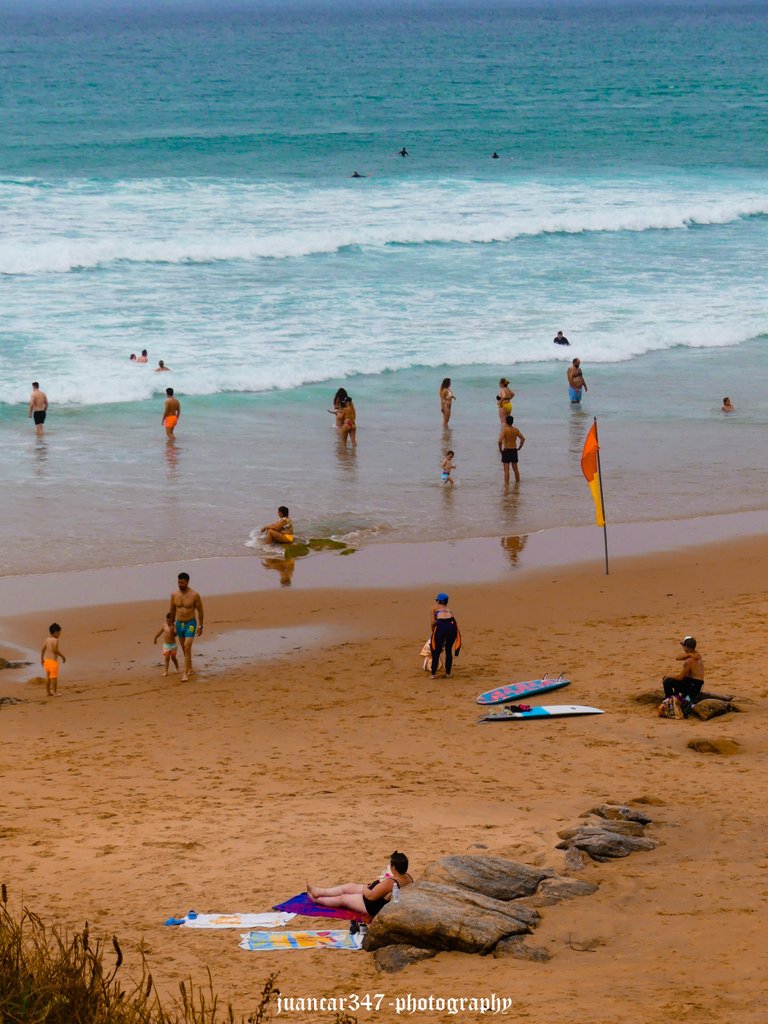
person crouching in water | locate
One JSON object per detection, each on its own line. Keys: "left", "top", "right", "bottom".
{"left": 429, "top": 592, "right": 461, "bottom": 679}
{"left": 260, "top": 506, "right": 294, "bottom": 545}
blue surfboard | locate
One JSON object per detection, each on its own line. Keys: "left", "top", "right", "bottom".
{"left": 476, "top": 674, "right": 570, "bottom": 706}
{"left": 480, "top": 704, "right": 604, "bottom": 723}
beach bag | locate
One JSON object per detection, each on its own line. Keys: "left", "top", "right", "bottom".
{"left": 658, "top": 696, "right": 685, "bottom": 720}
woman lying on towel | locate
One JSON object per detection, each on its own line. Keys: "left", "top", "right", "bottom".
{"left": 307, "top": 851, "right": 413, "bottom": 918}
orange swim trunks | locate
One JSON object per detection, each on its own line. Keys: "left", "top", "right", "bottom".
{"left": 164, "top": 415, "right": 178, "bottom": 429}
{"left": 43, "top": 659, "right": 59, "bottom": 678}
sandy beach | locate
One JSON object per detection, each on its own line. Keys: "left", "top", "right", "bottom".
{"left": 2, "top": 531, "right": 767, "bottom": 1023}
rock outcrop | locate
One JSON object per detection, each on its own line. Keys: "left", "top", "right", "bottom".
{"left": 421, "top": 855, "right": 551, "bottom": 900}
{"left": 362, "top": 880, "right": 538, "bottom": 955}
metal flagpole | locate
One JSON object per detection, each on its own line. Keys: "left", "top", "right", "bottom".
{"left": 593, "top": 417, "right": 609, "bottom": 575}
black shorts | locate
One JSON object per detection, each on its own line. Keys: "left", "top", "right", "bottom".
{"left": 501, "top": 448, "right": 518, "bottom": 464}
{"left": 33, "top": 411, "right": 46, "bottom": 425}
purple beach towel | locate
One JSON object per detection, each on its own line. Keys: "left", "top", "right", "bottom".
{"left": 273, "top": 892, "right": 370, "bottom": 923}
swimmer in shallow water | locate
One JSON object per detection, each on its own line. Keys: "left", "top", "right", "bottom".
{"left": 496, "top": 378, "right": 514, "bottom": 422}
{"left": 441, "top": 450, "right": 455, "bottom": 487}
{"left": 439, "top": 377, "right": 455, "bottom": 428}
{"left": 162, "top": 387, "right": 180, "bottom": 437}
{"left": 260, "top": 506, "right": 294, "bottom": 545}
{"left": 722, "top": 396, "right": 734, "bottom": 413}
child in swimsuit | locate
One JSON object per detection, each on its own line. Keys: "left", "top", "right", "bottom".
{"left": 441, "top": 450, "right": 455, "bottom": 487}
{"left": 41, "top": 623, "right": 66, "bottom": 697}
{"left": 154, "top": 612, "right": 180, "bottom": 676}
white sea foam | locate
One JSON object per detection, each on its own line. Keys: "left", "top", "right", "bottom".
{"left": 1, "top": 173, "right": 767, "bottom": 407}
{"left": 0, "top": 177, "right": 766, "bottom": 274}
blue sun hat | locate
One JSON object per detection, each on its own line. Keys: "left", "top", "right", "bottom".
{"left": 435, "top": 592, "right": 449, "bottom": 602}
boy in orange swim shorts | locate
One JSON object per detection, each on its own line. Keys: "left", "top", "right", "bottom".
{"left": 41, "top": 623, "right": 66, "bottom": 697}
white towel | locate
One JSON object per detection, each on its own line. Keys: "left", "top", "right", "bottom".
{"left": 182, "top": 912, "right": 295, "bottom": 929}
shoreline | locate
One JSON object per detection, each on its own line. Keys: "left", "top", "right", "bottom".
{"left": 2, "top": 507, "right": 768, "bottom": 622}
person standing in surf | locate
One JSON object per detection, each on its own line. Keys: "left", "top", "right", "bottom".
{"left": 496, "top": 378, "right": 514, "bottom": 423}
{"left": 28, "top": 382, "right": 49, "bottom": 437}
{"left": 162, "top": 387, "right": 180, "bottom": 438}
{"left": 339, "top": 395, "right": 356, "bottom": 447}
{"left": 498, "top": 415, "right": 525, "bottom": 484}
{"left": 440, "top": 378, "right": 455, "bottom": 428}
{"left": 567, "top": 359, "right": 588, "bottom": 403}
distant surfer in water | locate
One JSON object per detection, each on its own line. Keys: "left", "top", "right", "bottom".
{"left": 350, "top": 171, "right": 365, "bottom": 178}
{"left": 398, "top": 147, "right": 409, "bottom": 157}
{"left": 491, "top": 152, "right": 500, "bottom": 159}
{"left": 554, "top": 330, "right": 570, "bottom": 346}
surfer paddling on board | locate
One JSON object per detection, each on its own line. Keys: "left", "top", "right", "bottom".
{"left": 429, "top": 593, "right": 461, "bottom": 679}
{"left": 307, "top": 851, "right": 413, "bottom": 918}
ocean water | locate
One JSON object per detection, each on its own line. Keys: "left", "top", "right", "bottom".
{"left": 1, "top": 0, "right": 767, "bottom": 575}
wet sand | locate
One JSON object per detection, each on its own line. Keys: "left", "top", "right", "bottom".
{"left": 1, "top": 533, "right": 767, "bottom": 1023}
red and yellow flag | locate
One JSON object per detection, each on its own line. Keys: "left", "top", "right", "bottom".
{"left": 581, "top": 423, "right": 605, "bottom": 527}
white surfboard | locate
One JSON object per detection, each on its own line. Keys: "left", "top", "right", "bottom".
{"left": 480, "top": 704, "right": 604, "bottom": 722}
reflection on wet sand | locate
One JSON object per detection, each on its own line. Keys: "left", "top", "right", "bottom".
{"left": 569, "top": 404, "right": 590, "bottom": 455}
{"left": 165, "top": 437, "right": 181, "bottom": 479}
{"left": 335, "top": 436, "right": 357, "bottom": 474}
{"left": 32, "top": 440, "right": 48, "bottom": 478}
{"left": 500, "top": 534, "right": 528, "bottom": 566}
{"left": 262, "top": 556, "right": 296, "bottom": 587}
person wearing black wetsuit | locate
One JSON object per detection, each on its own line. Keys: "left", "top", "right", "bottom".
{"left": 430, "top": 592, "right": 461, "bottom": 679}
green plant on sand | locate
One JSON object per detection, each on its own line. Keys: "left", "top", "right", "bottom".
{"left": 0, "top": 883, "right": 280, "bottom": 1024}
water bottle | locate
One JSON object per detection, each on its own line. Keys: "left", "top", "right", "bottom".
{"left": 392, "top": 881, "right": 400, "bottom": 904}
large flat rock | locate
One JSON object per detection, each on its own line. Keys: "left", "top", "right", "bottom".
{"left": 421, "top": 855, "right": 551, "bottom": 900}
{"left": 362, "top": 881, "right": 539, "bottom": 955}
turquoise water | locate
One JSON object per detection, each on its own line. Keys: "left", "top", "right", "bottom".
{"left": 1, "top": 1, "right": 766, "bottom": 573}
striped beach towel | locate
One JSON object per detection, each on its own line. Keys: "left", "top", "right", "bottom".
{"left": 239, "top": 929, "right": 362, "bottom": 951}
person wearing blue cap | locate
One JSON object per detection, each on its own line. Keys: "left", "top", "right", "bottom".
{"left": 429, "top": 593, "right": 461, "bottom": 679}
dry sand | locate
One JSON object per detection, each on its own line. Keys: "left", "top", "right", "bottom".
{"left": 2, "top": 534, "right": 768, "bottom": 1023}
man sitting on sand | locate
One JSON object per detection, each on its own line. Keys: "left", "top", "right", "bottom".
{"left": 663, "top": 636, "right": 704, "bottom": 701}
{"left": 260, "top": 506, "right": 294, "bottom": 545}
{"left": 307, "top": 851, "right": 413, "bottom": 919}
